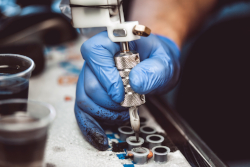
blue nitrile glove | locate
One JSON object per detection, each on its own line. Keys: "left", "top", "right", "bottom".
{"left": 75, "top": 31, "right": 180, "bottom": 150}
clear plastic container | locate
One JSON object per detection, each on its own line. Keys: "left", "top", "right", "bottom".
{"left": 131, "top": 147, "right": 150, "bottom": 165}
{"left": 0, "top": 54, "right": 35, "bottom": 101}
{"left": 0, "top": 99, "right": 56, "bottom": 167}
{"left": 118, "top": 126, "right": 134, "bottom": 141}
{"left": 140, "top": 126, "right": 156, "bottom": 140}
{"left": 146, "top": 134, "right": 164, "bottom": 149}
{"left": 152, "top": 146, "right": 170, "bottom": 164}
{"left": 126, "top": 136, "right": 144, "bottom": 151}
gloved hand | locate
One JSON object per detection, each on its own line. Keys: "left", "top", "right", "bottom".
{"left": 75, "top": 31, "right": 180, "bottom": 150}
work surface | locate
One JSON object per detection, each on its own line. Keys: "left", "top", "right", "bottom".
{"left": 28, "top": 38, "right": 191, "bottom": 167}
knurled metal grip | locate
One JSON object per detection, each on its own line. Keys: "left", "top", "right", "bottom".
{"left": 114, "top": 51, "right": 146, "bottom": 107}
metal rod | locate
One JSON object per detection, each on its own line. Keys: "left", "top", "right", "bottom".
{"left": 120, "top": 42, "right": 129, "bottom": 52}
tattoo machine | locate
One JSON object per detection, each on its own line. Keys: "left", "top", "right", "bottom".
{"left": 69, "top": 0, "right": 151, "bottom": 140}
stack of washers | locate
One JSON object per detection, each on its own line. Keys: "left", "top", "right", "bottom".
{"left": 118, "top": 117, "right": 171, "bottom": 165}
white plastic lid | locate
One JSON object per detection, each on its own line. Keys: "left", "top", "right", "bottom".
{"left": 152, "top": 146, "right": 170, "bottom": 156}
{"left": 146, "top": 134, "right": 164, "bottom": 144}
{"left": 126, "top": 136, "right": 144, "bottom": 146}
{"left": 140, "top": 126, "right": 156, "bottom": 134}
{"left": 131, "top": 147, "right": 150, "bottom": 157}
{"left": 118, "top": 126, "right": 134, "bottom": 135}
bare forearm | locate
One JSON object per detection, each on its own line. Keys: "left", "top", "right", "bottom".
{"left": 129, "top": 0, "right": 217, "bottom": 47}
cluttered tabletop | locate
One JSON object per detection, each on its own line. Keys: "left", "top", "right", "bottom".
{"left": 2, "top": 0, "right": 249, "bottom": 167}
{"left": 28, "top": 38, "right": 191, "bottom": 167}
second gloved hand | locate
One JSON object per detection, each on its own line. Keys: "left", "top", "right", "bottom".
{"left": 75, "top": 31, "right": 180, "bottom": 150}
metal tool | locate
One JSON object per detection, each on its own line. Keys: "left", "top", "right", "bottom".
{"left": 114, "top": 34, "right": 144, "bottom": 141}
{"left": 69, "top": 0, "right": 151, "bottom": 141}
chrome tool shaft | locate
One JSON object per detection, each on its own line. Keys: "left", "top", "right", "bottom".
{"left": 114, "top": 42, "right": 145, "bottom": 141}
{"left": 114, "top": 0, "right": 150, "bottom": 141}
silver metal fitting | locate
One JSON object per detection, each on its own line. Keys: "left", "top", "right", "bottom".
{"left": 131, "top": 147, "right": 150, "bottom": 165}
{"left": 120, "top": 42, "right": 129, "bottom": 52}
{"left": 114, "top": 51, "right": 146, "bottom": 107}
{"left": 140, "top": 126, "right": 157, "bottom": 140}
{"left": 146, "top": 134, "right": 164, "bottom": 149}
{"left": 118, "top": 126, "right": 134, "bottom": 141}
{"left": 113, "top": 29, "right": 127, "bottom": 37}
{"left": 126, "top": 136, "right": 144, "bottom": 151}
{"left": 152, "top": 146, "right": 170, "bottom": 163}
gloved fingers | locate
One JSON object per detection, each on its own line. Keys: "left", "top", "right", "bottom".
{"left": 76, "top": 63, "right": 130, "bottom": 124}
{"left": 129, "top": 34, "right": 180, "bottom": 94}
{"left": 129, "top": 34, "right": 163, "bottom": 61}
{"left": 74, "top": 104, "right": 109, "bottom": 151}
{"left": 129, "top": 55, "right": 172, "bottom": 95}
{"left": 81, "top": 31, "right": 124, "bottom": 103}
{"left": 84, "top": 63, "right": 126, "bottom": 111}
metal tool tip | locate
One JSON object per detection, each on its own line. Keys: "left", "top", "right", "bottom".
{"left": 135, "top": 133, "right": 139, "bottom": 141}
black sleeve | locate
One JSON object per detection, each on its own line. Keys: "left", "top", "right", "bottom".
{"left": 122, "top": 0, "right": 132, "bottom": 21}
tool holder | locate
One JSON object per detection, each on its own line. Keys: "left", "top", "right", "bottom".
{"left": 70, "top": 0, "right": 150, "bottom": 107}
{"left": 114, "top": 50, "right": 146, "bottom": 107}
{"left": 70, "top": 0, "right": 140, "bottom": 41}
{"left": 69, "top": 0, "right": 151, "bottom": 141}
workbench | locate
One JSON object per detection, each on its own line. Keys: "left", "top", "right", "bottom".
{"left": 28, "top": 37, "right": 226, "bottom": 167}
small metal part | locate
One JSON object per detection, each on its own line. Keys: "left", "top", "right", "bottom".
{"left": 131, "top": 147, "right": 150, "bottom": 165}
{"left": 113, "top": 29, "right": 127, "bottom": 37}
{"left": 146, "top": 134, "right": 164, "bottom": 149}
{"left": 114, "top": 52, "right": 139, "bottom": 69}
{"left": 120, "top": 42, "right": 129, "bottom": 53}
{"left": 118, "top": 126, "right": 134, "bottom": 141}
{"left": 140, "top": 126, "right": 157, "bottom": 140}
{"left": 129, "top": 107, "right": 140, "bottom": 141}
{"left": 114, "top": 51, "right": 145, "bottom": 107}
{"left": 133, "top": 25, "right": 151, "bottom": 37}
{"left": 152, "top": 146, "right": 170, "bottom": 163}
{"left": 126, "top": 136, "right": 144, "bottom": 151}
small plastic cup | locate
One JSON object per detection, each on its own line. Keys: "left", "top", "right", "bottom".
{"left": 152, "top": 146, "right": 170, "bottom": 163}
{"left": 0, "top": 99, "right": 56, "bottom": 167}
{"left": 146, "top": 134, "right": 164, "bottom": 149}
{"left": 126, "top": 136, "right": 144, "bottom": 151}
{"left": 0, "top": 54, "right": 35, "bottom": 101}
{"left": 131, "top": 147, "right": 150, "bottom": 165}
{"left": 118, "top": 126, "right": 134, "bottom": 141}
{"left": 140, "top": 126, "right": 156, "bottom": 140}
